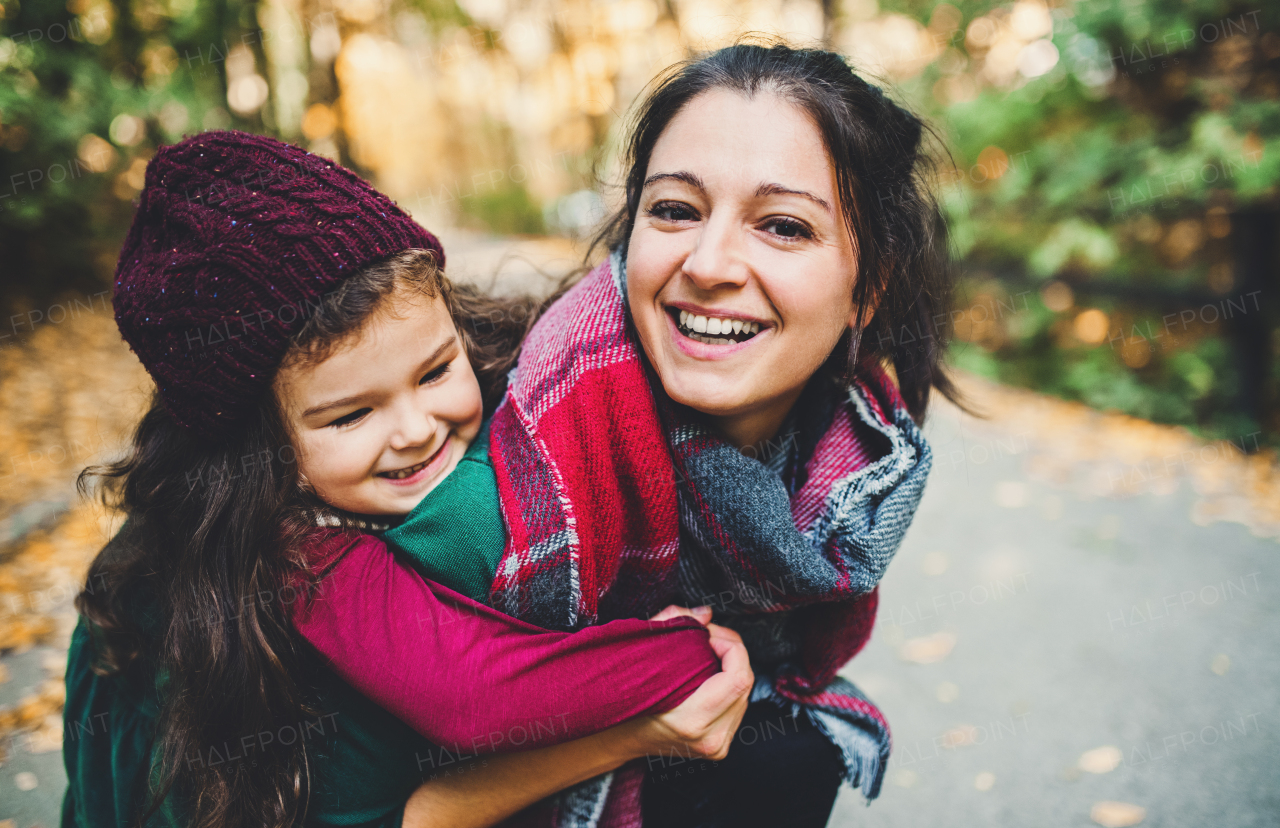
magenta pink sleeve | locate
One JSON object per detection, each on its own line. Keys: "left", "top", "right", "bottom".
{"left": 291, "top": 532, "right": 720, "bottom": 753}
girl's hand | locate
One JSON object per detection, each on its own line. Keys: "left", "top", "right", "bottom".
{"left": 649, "top": 604, "right": 714, "bottom": 625}
{"left": 633, "top": 623, "right": 753, "bottom": 761}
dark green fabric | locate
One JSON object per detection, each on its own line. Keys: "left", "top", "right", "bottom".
{"left": 60, "top": 524, "right": 449, "bottom": 828}
{"left": 383, "top": 420, "right": 506, "bottom": 605}
{"left": 61, "top": 615, "right": 178, "bottom": 828}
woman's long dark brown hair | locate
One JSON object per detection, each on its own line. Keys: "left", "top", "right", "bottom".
{"left": 593, "top": 41, "right": 964, "bottom": 422}
{"left": 76, "top": 250, "right": 539, "bottom": 828}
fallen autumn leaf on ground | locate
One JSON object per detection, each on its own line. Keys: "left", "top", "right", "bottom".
{"left": 1091, "top": 801, "right": 1146, "bottom": 827}
{"left": 899, "top": 631, "right": 957, "bottom": 664}
{"left": 1078, "top": 745, "right": 1123, "bottom": 774}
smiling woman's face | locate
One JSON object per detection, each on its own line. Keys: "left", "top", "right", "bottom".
{"left": 626, "top": 88, "right": 860, "bottom": 449}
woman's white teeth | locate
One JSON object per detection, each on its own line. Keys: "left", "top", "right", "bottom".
{"left": 676, "top": 310, "right": 760, "bottom": 340}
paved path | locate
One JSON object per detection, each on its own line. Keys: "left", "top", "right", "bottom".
{"left": 830, "top": 396, "right": 1278, "bottom": 827}
{"left": 1, "top": 233, "right": 1275, "bottom": 826}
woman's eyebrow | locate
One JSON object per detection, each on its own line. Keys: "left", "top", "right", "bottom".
{"left": 642, "top": 171, "right": 705, "bottom": 191}
{"left": 642, "top": 173, "right": 831, "bottom": 214}
{"left": 755, "top": 182, "right": 832, "bottom": 213}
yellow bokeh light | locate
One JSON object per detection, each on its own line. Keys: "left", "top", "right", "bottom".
{"left": 1074, "top": 308, "right": 1110, "bottom": 345}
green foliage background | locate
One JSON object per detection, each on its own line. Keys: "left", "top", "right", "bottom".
{"left": 891, "top": 0, "right": 1280, "bottom": 443}
{"left": 0, "top": 0, "right": 275, "bottom": 315}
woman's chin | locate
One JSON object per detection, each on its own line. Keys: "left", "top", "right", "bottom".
{"left": 661, "top": 374, "right": 753, "bottom": 418}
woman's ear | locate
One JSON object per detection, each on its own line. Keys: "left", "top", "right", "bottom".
{"left": 847, "top": 257, "right": 891, "bottom": 331}
{"left": 847, "top": 287, "right": 883, "bottom": 331}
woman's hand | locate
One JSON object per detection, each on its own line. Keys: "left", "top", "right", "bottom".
{"left": 632, "top": 622, "right": 753, "bottom": 762}
{"left": 649, "top": 603, "right": 714, "bottom": 625}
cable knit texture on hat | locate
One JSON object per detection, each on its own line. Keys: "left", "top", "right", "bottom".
{"left": 114, "top": 131, "right": 443, "bottom": 439}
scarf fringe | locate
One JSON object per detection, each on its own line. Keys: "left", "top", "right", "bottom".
{"left": 553, "top": 772, "right": 614, "bottom": 828}
{"left": 752, "top": 674, "right": 890, "bottom": 802}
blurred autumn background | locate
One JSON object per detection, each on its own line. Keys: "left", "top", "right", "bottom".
{"left": 2, "top": 0, "right": 1278, "bottom": 437}
{"left": 1, "top": 0, "right": 1279, "bottom": 823}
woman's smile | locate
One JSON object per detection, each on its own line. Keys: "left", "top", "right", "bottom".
{"left": 664, "top": 303, "right": 773, "bottom": 358}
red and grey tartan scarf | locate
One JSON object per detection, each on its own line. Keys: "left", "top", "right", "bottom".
{"left": 488, "top": 253, "right": 932, "bottom": 826}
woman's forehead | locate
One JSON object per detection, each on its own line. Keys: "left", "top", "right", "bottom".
{"left": 646, "top": 88, "right": 836, "bottom": 199}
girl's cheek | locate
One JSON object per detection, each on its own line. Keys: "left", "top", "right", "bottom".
{"left": 451, "top": 364, "right": 485, "bottom": 423}
{"left": 299, "top": 431, "right": 362, "bottom": 489}
{"left": 291, "top": 437, "right": 317, "bottom": 483}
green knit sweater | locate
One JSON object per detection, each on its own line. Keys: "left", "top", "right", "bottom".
{"left": 383, "top": 419, "right": 506, "bottom": 604}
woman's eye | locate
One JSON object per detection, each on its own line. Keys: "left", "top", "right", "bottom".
{"left": 647, "top": 201, "right": 699, "bottom": 223}
{"left": 419, "top": 364, "right": 451, "bottom": 385}
{"left": 327, "top": 408, "right": 370, "bottom": 428}
{"left": 762, "top": 218, "right": 812, "bottom": 240}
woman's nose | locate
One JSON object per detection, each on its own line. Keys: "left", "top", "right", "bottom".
{"left": 681, "top": 212, "right": 750, "bottom": 291}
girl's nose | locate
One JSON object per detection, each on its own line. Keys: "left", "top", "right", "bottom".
{"left": 681, "top": 212, "right": 750, "bottom": 291}
{"left": 388, "top": 404, "right": 436, "bottom": 452}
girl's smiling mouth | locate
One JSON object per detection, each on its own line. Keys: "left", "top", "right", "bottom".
{"left": 377, "top": 434, "right": 453, "bottom": 485}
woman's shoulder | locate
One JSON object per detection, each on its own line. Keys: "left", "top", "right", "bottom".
{"left": 300, "top": 524, "right": 385, "bottom": 565}
{"left": 511, "top": 256, "right": 627, "bottom": 385}
{"left": 287, "top": 525, "right": 390, "bottom": 604}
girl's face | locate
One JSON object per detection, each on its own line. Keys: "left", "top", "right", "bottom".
{"left": 626, "top": 88, "right": 860, "bottom": 449}
{"left": 275, "top": 286, "right": 484, "bottom": 516}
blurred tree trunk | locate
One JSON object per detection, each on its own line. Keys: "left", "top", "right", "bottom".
{"left": 821, "top": 0, "right": 837, "bottom": 46}
{"left": 1229, "top": 209, "right": 1278, "bottom": 433}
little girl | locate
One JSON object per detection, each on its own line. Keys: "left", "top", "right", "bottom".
{"left": 63, "top": 131, "right": 752, "bottom": 828}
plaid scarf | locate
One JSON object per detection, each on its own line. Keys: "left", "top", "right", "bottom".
{"left": 489, "top": 253, "right": 932, "bottom": 826}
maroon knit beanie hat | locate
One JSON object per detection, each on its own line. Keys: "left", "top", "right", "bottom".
{"left": 114, "top": 131, "right": 444, "bottom": 440}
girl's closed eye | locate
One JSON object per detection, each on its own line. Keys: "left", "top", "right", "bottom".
{"left": 327, "top": 408, "right": 371, "bottom": 429}
{"left": 419, "top": 363, "right": 451, "bottom": 385}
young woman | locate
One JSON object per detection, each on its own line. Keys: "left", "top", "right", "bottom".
{"left": 494, "top": 42, "right": 957, "bottom": 826}
{"left": 592, "top": 43, "right": 958, "bottom": 825}
{"left": 61, "top": 132, "right": 752, "bottom": 828}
